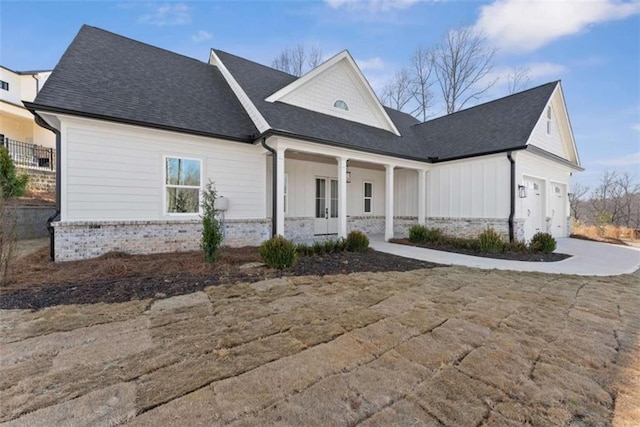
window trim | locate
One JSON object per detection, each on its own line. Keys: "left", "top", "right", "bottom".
{"left": 283, "top": 173, "right": 289, "bottom": 215}
{"left": 163, "top": 155, "right": 203, "bottom": 216}
{"left": 363, "top": 181, "right": 373, "bottom": 214}
{"left": 0, "top": 80, "right": 8, "bottom": 91}
{"left": 546, "top": 106, "right": 552, "bottom": 135}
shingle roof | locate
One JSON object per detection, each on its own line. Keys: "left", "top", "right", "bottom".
{"left": 213, "top": 49, "right": 561, "bottom": 162}
{"left": 31, "top": 25, "right": 566, "bottom": 164}
{"left": 31, "top": 25, "right": 258, "bottom": 141}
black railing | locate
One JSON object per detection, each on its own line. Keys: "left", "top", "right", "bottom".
{"left": 0, "top": 138, "right": 55, "bottom": 171}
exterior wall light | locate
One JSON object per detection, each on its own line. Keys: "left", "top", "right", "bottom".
{"left": 346, "top": 170, "right": 352, "bottom": 184}
{"left": 518, "top": 184, "right": 527, "bottom": 198}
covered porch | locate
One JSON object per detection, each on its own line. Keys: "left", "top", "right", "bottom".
{"left": 264, "top": 136, "right": 430, "bottom": 242}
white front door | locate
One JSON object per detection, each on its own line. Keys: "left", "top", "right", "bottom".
{"left": 314, "top": 177, "right": 339, "bottom": 235}
{"left": 522, "top": 177, "right": 544, "bottom": 241}
{"left": 549, "top": 183, "right": 566, "bottom": 238}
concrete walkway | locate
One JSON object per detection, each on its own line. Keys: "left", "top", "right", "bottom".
{"left": 370, "top": 236, "right": 640, "bottom": 276}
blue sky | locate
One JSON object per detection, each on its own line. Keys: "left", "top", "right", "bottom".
{"left": 1, "top": 0, "right": 638, "bottom": 190}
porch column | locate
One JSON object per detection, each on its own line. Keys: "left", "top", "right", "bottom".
{"left": 385, "top": 164, "right": 395, "bottom": 241}
{"left": 337, "top": 156, "right": 348, "bottom": 239}
{"left": 275, "top": 147, "right": 286, "bottom": 236}
{"left": 418, "top": 169, "right": 426, "bottom": 225}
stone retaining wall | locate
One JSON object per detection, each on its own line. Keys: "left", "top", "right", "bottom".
{"left": 53, "top": 218, "right": 270, "bottom": 262}
{"left": 17, "top": 167, "right": 56, "bottom": 193}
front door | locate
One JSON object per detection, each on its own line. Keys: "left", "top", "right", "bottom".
{"left": 314, "top": 177, "right": 338, "bottom": 235}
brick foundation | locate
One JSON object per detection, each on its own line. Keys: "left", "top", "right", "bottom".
{"left": 53, "top": 218, "right": 270, "bottom": 262}
{"left": 427, "top": 217, "right": 525, "bottom": 241}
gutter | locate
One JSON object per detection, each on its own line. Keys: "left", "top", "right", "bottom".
{"left": 33, "top": 114, "right": 60, "bottom": 261}
{"left": 507, "top": 151, "right": 515, "bottom": 243}
{"left": 260, "top": 137, "right": 277, "bottom": 237}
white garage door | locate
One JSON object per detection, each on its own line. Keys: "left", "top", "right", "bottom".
{"left": 522, "top": 177, "right": 544, "bottom": 241}
{"left": 549, "top": 183, "right": 566, "bottom": 238}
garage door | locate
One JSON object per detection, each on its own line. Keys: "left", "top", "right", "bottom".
{"left": 522, "top": 177, "right": 544, "bottom": 241}
{"left": 549, "top": 183, "right": 566, "bottom": 238}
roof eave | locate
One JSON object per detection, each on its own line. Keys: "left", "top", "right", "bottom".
{"left": 525, "top": 144, "right": 584, "bottom": 171}
{"left": 24, "top": 101, "right": 255, "bottom": 144}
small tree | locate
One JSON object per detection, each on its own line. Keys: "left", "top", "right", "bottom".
{"left": 0, "top": 147, "right": 29, "bottom": 198}
{"left": 201, "top": 180, "right": 223, "bottom": 263}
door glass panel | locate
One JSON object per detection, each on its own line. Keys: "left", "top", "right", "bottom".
{"left": 330, "top": 179, "right": 338, "bottom": 218}
{"left": 315, "top": 178, "right": 326, "bottom": 218}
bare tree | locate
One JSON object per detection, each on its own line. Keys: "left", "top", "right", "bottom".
{"left": 506, "top": 66, "right": 531, "bottom": 94}
{"left": 568, "top": 182, "right": 589, "bottom": 221}
{"left": 408, "top": 46, "right": 436, "bottom": 121}
{"left": 381, "top": 68, "right": 412, "bottom": 111}
{"left": 272, "top": 44, "right": 323, "bottom": 77}
{"left": 433, "top": 27, "right": 497, "bottom": 114}
{"left": 590, "top": 170, "right": 639, "bottom": 227}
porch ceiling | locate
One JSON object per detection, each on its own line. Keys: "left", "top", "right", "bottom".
{"left": 285, "top": 151, "right": 387, "bottom": 171}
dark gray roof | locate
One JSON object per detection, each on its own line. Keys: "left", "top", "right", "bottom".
{"left": 31, "top": 25, "right": 258, "bottom": 141}
{"left": 31, "top": 25, "right": 565, "bottom": 163}
{"left": 214, "top": 49, "right": 561, "bottom": 162}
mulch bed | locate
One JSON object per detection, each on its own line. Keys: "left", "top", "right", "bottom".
{"left": 391, "top": 239, "right": 572, "bottom": 262}
{"left": 1, "top": 250, "right": 441, "bottom": 310}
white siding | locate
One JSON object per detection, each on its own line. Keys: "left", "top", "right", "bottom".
{"left": 266, "top": 158, "right": 387, "bottom": 218}
{"left": 279, "top": 61, "right": 388, "bottom": 131}
{"left": 528, "top": 102, "right": 565, "bottom": 158}
{"left": 61, "top": 117, "right": 266, "bottom": 221}
{"left": 394, "top": 169, "right": 418, "bottom": 216}
{"left": 428, "top": 155, "right": 510, "bottom": 218}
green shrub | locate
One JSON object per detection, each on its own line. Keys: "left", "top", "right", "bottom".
{"left": 446, "top": 236, "right": 476, "bottom": 250}
{"left": 409, "top": 225, "right": 428, "bottom": 243}
{"left": 0, "top": 147, "right": 28, "bottom": 199}
{"left": 529, "top": 232, "right": 556, "bottom": 254}
{"left": 200, "top": 181, "right": 223, "bottom": 263}
{"left": 260, "top": 235, "right": 297, "bottom": 269}
{"left": 296, "top": 243, "right": 314, "bottom": 257}
{"left": 476, "top": 228, "right": 505, "bottom": 253}
{"left": 345, "top": 231, "right": 369, "bottom": 252}
{"left": 312, "top": 240, "right": 326, "bottom": 255}
{"left": 424, "top": 227, "right": 443, "bottom": 243}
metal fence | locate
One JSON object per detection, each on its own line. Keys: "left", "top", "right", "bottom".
{"left": 0, "top": 138, "right": 56, "bottom": 170}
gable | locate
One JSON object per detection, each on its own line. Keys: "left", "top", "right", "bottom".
{"left": 526, "top": 85, "right": 579, "bottom": 165}
{"left": 265, "top": 52, "right": 400, "bottom": 135}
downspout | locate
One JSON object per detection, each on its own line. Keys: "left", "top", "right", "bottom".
{"left": 34, "top": 114, "right": 60, "bottom": 261}
{"left": 507, "top": 151, "right": 515, "bottom": 243}
{"left": 260, "top": 137, "right": 277, "bottom": 237}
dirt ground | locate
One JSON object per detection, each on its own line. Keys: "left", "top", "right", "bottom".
{"left": 1, "top": 265, "right": 638, "bottom": 426}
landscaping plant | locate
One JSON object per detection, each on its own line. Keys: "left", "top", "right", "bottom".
{"left": 409, "top": 225, "right": 428, "bottom": 243}
{"left": 475, "top": 228, "right": 505, "bottom": 253}
{"left": 529, "top": 232, "right": 557, "bottom": 254}
{"left": 345, "top": 230, "right": 369, "bottom": 252}
{"left": 201, "top": 180, "right": 223, "bottom": 263}
{"left": 260, "top": 235, "right": 297, "bottom": 269}
{"left": 0, "top": 147, "right": 28, "bottom": 198}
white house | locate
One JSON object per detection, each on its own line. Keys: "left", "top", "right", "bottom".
{"left": 1, "top": 66, "right": 55, "bottom": 169}
{"left": 25, "top": 26, "right": 582, "bottom": 262}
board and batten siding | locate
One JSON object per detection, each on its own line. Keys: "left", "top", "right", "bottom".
{"left": 267, "top": 157, "right": 387, "bottom": 218}
{"left": 394, "top": 169, "right": 418, "bottom": 217}
{"left": 428, "top": 154, "right": 510, "bottom": 219}
{"left": 60, "top": 117, "right": 266, "bottom": 222}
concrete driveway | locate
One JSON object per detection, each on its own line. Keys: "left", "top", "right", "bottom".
{"left": 371, "top": 237, "right": 640, "bottom": 276}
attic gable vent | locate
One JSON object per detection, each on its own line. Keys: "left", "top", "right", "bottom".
{"left": 333, "top": 99, "right": 349, "bottom": 111}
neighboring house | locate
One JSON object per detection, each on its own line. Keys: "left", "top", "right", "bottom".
{"left": 25, "top": 26, "right": 582, "bottom": 262}
{"left": 0, "top": 66, "right": 56, "bottom": 170}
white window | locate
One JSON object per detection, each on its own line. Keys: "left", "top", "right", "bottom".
{"left": 363, "top": 182, "right": 373, "bottom": 214}
{"left": 164, "top": 156, "right": 202, "bottom": 214}
{"left": 284, "top": 173, "right": 289, "bottom": 214}
{"left": 546, "top": 106, "right": 552, "bottom": 135}
{"left": 333, "top": 99, "right": 349, "bottom": 111}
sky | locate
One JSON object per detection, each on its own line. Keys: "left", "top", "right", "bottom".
{"left": 1, "top": 0, "right": 639, "bottom": 191}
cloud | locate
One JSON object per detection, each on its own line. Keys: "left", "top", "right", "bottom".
{"left": 192, "top": 30, "right": 213, "bottom": 43}
{"left": 475, "top": 0, "right": 640, "bottom": 52}
{"left": 591, "top": 152, "right": 640, "bottom": 167}
{"left": 325, "top": 0, "right": 420, "bottom": 12}
{"left": 138, "top": 3, "right": 191, "bottom": 26}
{"left": 526, "top": 62, "right": 568, "bottom": 79}
{"left": 356, "top": 57, "right": 385, "bottom": 71}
